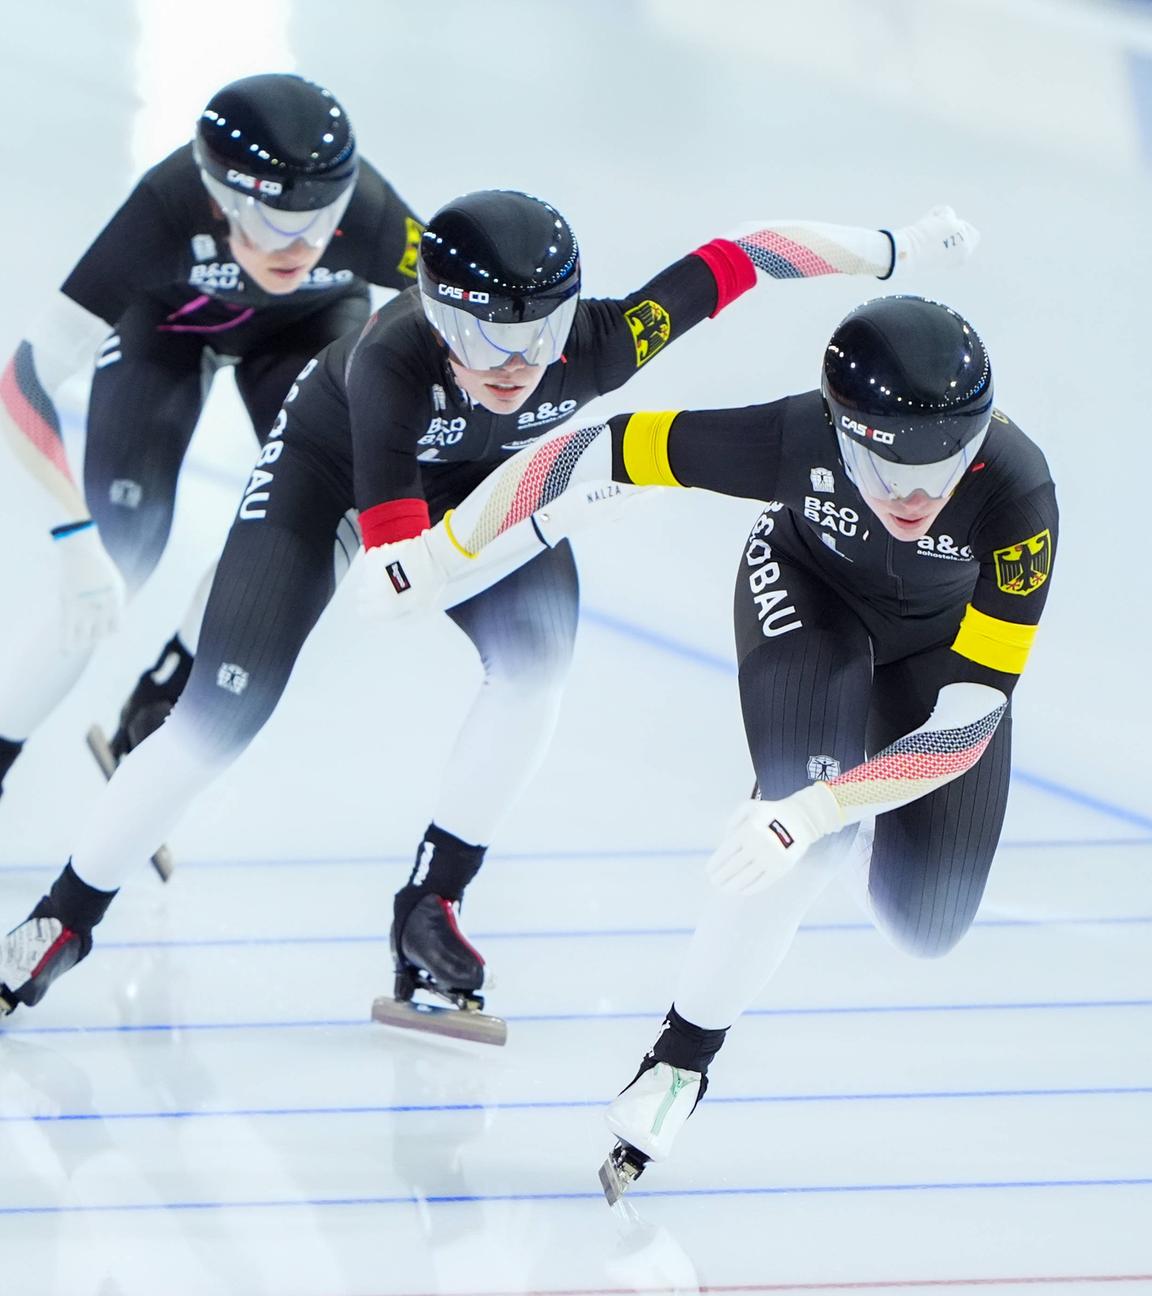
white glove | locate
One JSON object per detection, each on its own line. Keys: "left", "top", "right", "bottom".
{"left": 355, "top": 528, "right": 453, "bottom": 621}
{"left": 706, "top": 781, "right": 842, "bottom": 895}
{"left": 887, "top": 205, "right": 980, "bottom": 278}
{"left": 54, "top": 523, "right": 126, "bottom": 653}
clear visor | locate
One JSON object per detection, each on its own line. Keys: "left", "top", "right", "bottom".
{"left": 201, "top": 171, "right": 353, "bottom": 252}
{"left": 837, "top": 425, "right": 988, "bottom": 501}
{"left": 421, "top": 293, "right": 578, "bottom": 371}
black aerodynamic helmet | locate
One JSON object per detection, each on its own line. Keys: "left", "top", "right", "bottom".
{"left": 822, "top": 296, "right": 994, "bottom": 501}
{"left": 418, "top": 189, "right": 580, "bottom": 370}
{"left": 194, "top": 73, "right": 358, "bottom": 251}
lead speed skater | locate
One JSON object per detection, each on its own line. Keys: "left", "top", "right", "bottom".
{"left": 326, "top": 293, "right": 1057, "bottom": 1197}
{"left": 0, "top": 190, "right": 979, "bottom": 1035}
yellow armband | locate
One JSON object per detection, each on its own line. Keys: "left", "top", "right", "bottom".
{"left": 951, "top": 605, "right": 1038, "bottom": 674}
{"left": 620, "top": 411, "right": 683, "bottom": 487}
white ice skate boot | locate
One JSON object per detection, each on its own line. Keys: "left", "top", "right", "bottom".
{"left": 600, "top": 1062, "right": 703, "bottom": 1204}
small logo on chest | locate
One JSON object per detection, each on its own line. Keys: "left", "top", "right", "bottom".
{"left": 514, "top": 398, "right": 578, "bottom": 430}
{"left": 804, "top": 495, "right": 859, "bottom": 537}
{"left": 916, "top": 534, "right": 974, "bottom": 562}
{"left": 190, "top": 261, "right": 241, "bottom": 291}
{"left": 419, "top": 415, "right": 467, "bottom": 447}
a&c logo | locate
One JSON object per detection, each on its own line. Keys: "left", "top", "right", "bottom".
{"left": 511, "top": 398, "right": 578, "bottom": 434}
{"left": 917, "top": 534, "right": 974, "bottom": 562}
{"left": 302, "top": 267, "right": 354, "bottom": 290}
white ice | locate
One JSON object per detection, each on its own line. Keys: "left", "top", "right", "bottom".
{"left": 1, "top": 2, "right": 1151, "bottom": 1293}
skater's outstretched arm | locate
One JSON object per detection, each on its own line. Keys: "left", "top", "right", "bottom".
{"left": 694, "top": 203, "right": 979, "bottom": 299}
{"left": 352, "top": 204, "right": 978, "bottom": 552}
{"left": 355, "top": 421, "right": 631, "bottom": 620}
{"left": 356, "top": 398, "right": 789, "bottom": 619}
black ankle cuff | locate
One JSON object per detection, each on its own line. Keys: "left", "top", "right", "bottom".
{"left": 405, "top": 823, "right": 487, "bottom": 900}
{"left": 150, "top": 634, "right": 194, "bottom": 691}
{"left": 47, "top": 863, "right": 118, "bottom": 932}
{"left": 650, "top": 1005, "right": 729, "bottom": 1075}
{"left": 0, "top": 735, "right": 25, "bottom": 786}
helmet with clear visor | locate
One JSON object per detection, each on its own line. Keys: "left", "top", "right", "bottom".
{"left": 195, "top": 73, "right": 358, "bottom": 253}
{"left": 822, "top": 296, "right": 994, "bottom": 502}
{"left": 418, "top": 190, "right": 580, "bottom": 371}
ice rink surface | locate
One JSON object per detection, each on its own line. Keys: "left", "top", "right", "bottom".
{"left": 1, "top": 1, "right": 1151, "bottom": 1292}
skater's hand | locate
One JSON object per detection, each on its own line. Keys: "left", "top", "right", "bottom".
{"left": 355, "top": 529, "right": 452, "bottom": 621}
{"left": 706, "top": 782, "right": 842, "bottom": 895}
{"left": 887, "top": 206, "right": 979, "bottom": 278}
{"left": 54, "top": 522, "right": 125, "bottom": 653}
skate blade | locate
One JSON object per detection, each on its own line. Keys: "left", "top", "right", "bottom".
{"left": 371, "top": 995, "right": 507, "bottom": 1046}
{"left": 0, "top": 985, "right": 17, "bottom": 1019}
{"left": 86, "top": 726, "right": 175, "bottom": 883}
{"left": 599, "top": 1142, "right": 647, "bottom": 1206}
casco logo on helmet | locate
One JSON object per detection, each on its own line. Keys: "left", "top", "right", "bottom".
{"left": 840, "top": 415, "right": 895, "bottom": 445}
{"left": 225, "top": 169, "right": 284, "bottom": 196}
{"left": 438, "top": 284, "right": 490, "bottom": 304}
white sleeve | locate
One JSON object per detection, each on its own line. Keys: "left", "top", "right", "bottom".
{"left": 0, "top": 292, "right": 109, "bottom": 528}
{"left": 724, "top": 219, "right": 895, "bottom": 279}
{"left": 724, "top": 206, "right": 979, "bottom": 285}
{"left": 24, "top": 292, "right": 109, "bottom": 392}
{"left": 827, "top": 682, "right": 1008, "bottom": 823}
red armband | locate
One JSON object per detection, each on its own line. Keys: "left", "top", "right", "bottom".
{"left": 692, "top": 238, "right": 757, "bottom": 317}
{"left": 359, "top": 498, "right": 431, "bottom": 549}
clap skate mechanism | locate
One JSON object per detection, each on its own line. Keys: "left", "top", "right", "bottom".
{"left": 599, "top": 1140, "right": 650, "bottom": 1205}
{"left": 371, "top": 964, "right": 507, "bottom": 1045}
{"left": 86, "top": 725, "right": 174, "bottom": 882}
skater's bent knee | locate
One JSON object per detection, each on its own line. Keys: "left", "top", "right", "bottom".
{"left": 870, "top": 904, "right": 974, "bottom": 959}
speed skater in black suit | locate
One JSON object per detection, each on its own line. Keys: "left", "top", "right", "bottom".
{"left": 0, "top": 192, "right": 979, "bottom": 1043}
{"left": 0, "top": 73, "right": 423, "bottom": 865}
{"left": 300, "top": 293, "right": 1057, "bottom": 1190}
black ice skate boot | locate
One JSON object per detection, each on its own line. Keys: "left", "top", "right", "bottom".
{"left": 86, "top": 634, "right": 190, "bottom": 882}
{"left": 599, "top": 1006, "right": 729, "bottom": 1204}
{"left": 0, "top": 863, "right": 117, "bottom": 1017}
{"left": 109, "top": 634, "right": 194, "bottom": 761}
{"left": 0, "top": 736, "right": 24, "bottom": 801}
{"left": 371, "top": 824, "right": 506, "bottom": 1045}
